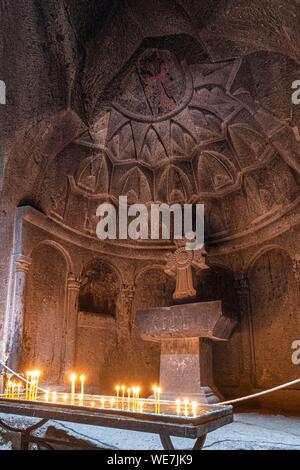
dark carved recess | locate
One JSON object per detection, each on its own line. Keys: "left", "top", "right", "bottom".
{"left": 79, "top": 261, "right": 118, "bottom": 316}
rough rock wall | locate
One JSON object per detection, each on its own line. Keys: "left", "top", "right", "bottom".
{"left": 1, "top": 0, "right": 300, "bottom": 407}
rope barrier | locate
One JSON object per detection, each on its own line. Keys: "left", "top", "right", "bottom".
{"left": 0, "top": 359, "right": 46, "bottom": 393}
{"left": 217, "top": 378, "right": 300, "bottom": 405}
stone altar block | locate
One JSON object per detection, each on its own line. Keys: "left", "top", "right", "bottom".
{"left": 135, "top": 301, "right": 237, "bottom": 403}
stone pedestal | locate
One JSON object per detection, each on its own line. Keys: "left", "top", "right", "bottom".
{"left": 136, "top": 301, "right": 237, "bottom": 403}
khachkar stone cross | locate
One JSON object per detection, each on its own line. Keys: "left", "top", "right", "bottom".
{"left": 164, "top": 246, "right": 209, "bottom": 299}
{"left": 135, "top": 245, "right": 237, "bottom": 403}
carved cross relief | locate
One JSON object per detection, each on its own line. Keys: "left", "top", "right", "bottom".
{"left": 164, "top": 245, "right": 209, "bottom": 300}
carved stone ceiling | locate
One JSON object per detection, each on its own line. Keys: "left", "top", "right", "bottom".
{"left": 43, "top": 45, "right": 300, "bottom": 248}
{"left": 2, "top": 1, "right": 300, "bottom": 254}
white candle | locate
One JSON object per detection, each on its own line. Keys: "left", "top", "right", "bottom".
{"left": 176, "top": 399, "right": 181, "bottom": 416}
{"left": 184, "top": 398, "right": 189, "bottom": 416}
{"left": 192, "top": 401, "right": 198, "bottom": 417}
{"left": 80, "top": 374, "right": 85, "bottom": 398}
{"left": 70, "top": 373, "right": 77, "bottom": 402}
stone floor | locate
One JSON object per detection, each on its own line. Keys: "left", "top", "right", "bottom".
{"left": 0, "top": 410, "right": 300, "bottom": 450}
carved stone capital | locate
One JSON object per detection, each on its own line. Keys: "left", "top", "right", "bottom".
{"left": 292, "top": 256, "right": 300, "bottom": 289}
{"left": 233, "top": 272, "right": 249, "bottom": 296}
{"left": 120, "top": 283, "right": 136, "bottom": 301}
{"left": 67, "top": 273, "right": 82, "bottom": 290}
{"left": 14, "top": 255, "right": 32, "bottom": 273}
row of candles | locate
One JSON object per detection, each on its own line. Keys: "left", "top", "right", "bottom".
{"left": 3, "top": 370, "right": 200, "bottom": 417}
{"left": 4, "top": 370, "right": 41, "bottom": 400}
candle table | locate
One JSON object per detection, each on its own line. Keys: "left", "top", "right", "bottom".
{"left": 0, "top": 394, "right": 232, "bottom": 450}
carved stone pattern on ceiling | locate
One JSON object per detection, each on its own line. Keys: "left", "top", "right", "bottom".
{"left": 48, "top": 49, "right": 300, "bottom": 243}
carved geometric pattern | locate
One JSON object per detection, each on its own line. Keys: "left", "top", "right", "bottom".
{"left": 48, "top": 48, "right": 300, "bottom": 244}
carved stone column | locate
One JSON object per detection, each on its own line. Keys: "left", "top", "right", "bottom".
{"left": 8, "top": 255, "right": 32, "bottom": 371}
{"left": 292, "top": 256, "right": 300, "bottom": 291}
{"left": 233, "top": 272, "right": 254, "bottom": 389}
{"left": 119, "top": 283, "right": 136, "bottom": 334}
{"left": 63, "top": 273, "right": 81, "bottom": 375}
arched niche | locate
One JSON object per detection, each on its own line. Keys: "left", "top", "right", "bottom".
{"left": 22, "top": 243, "right": 68, "bottom": 383}
{"left": 75, "top": 260, "right": 120, "bottom": 394}
{"left": 248, "top": 249, "right": 300, "bottom": 389}
{"left": 79, "top": 260, "right": 119, "bottom": 316}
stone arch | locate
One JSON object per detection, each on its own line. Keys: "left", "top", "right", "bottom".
{"left": 246, "top": 245, "right": 293, "bottom": 276}
{"left": 76, "top": 153, "right": 110, "bottom": 194}
{"left": 157, "top": 164, "right": 193, "bottom": 203}
{"left": 120, "top": 166, "right": 153, "bottom": 204}
{"left": 32, "top": 240, "right": 73, "bottom": 273}
{"left": 247, "top": 247, "right": 300, "bottom": 389}
{"left": 197, "top": 150, "right": 235, "bottom": 193}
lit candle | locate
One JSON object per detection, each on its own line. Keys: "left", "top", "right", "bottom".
{"left": 184, "top": 398, "right": 189, "bottom": 416}
{"left": 70, "top": 373, "right": 77, "bottom": 402}
{"left": 34, "top": 371, "right": 41, "bottom": 400}
{"left": 153, "top": 385, "right": 157, "bottom": 401}
{"left": 25, "top": 372, "right": 30, "bottom": 400}
{"left": 28, "top": 373, "right": 35, "bottom": 400}
{"left": 29, "top": 379, "right": 36, "bottom": 401}
{"left": 116, "top": 385, "right": 120, "bottom": 400}
{"left": 192, "top": 401, "right": 198, "bottom": 417}
{"left": 157, "top": 387, "right": 161, "bottom": 414}
{"left": 132, "top": 387, "right": 136, "bottom": 411}
{"left": 44, "top": 390, "right": 49, "bottom": 402}
{"left": 10, "top": 382, "right": 15, "bottom": 399}
{"left": 127, "top": 388, "right": 131, "bottom": 400}
{"left": 110, "top": 398, "right": 115, "bottom": 408}
{"left": 7, "top": 381, "right": 12, "bottom": 399}
{"left": 101, "top": 398, "right": 105, "bottom": 408}
{"left": 52, "top": 392, "right": 57, "bottom": 403}
{"left": 90, "top": 401, "right": 95, "bottom": 408}
{"left": 121, "top": 385, "right": 125, "bottom": 400}
{"left": 176, "top": 399, "right": 181, "bottom": 416}
{"left": 80, "top": 374, "right": 85, "bottom": 398}
{"left": 139, "top": 401, "right": 144, "bottom": 413}
{"left": 63, "top": 393, "right": 68, "bottom": 403}
{"left": 17, "top": 383, "right": 21, "bottom": 399}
